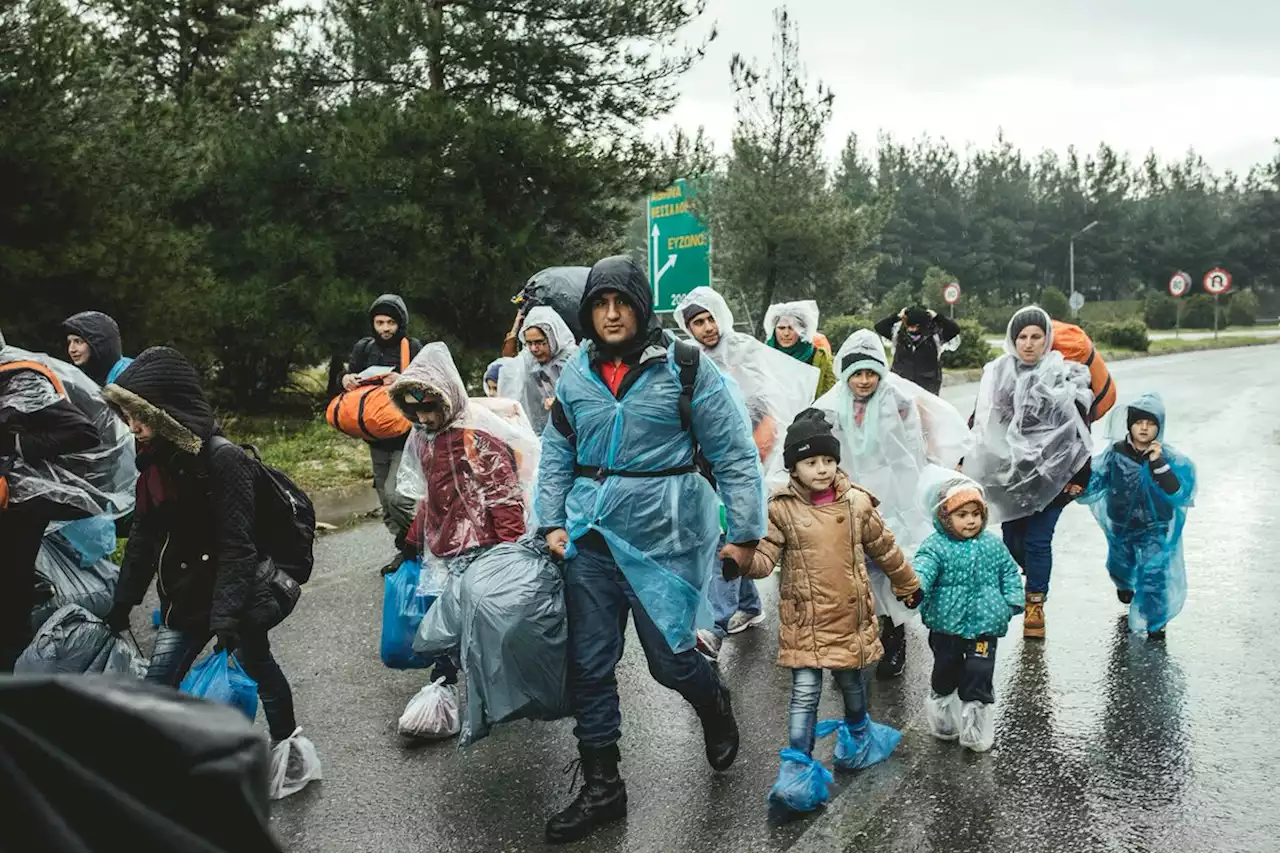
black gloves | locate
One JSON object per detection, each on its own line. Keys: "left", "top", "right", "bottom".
{"left": 105, "top": 603, "right": 133, "bottom": 634}
{"left": 215, "top": 631, "right": 240, "bottom": 655}
{"left": 0, "top": 428, "right": 15, "bottom": 456}
{"left": 898, "top": 588, "right": 924, "bottom": 610}
{"left": 721, "top": 557, "right": 741, "bottom": 581}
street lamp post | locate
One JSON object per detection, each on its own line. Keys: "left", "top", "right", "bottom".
{"left": 1069, "top": 220, "right": 1100, "bottom": 314}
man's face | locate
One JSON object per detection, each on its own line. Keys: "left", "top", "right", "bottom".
{"left": 774, "top": 322, "right": 799, "bottom": 348}
{"left": 524, "top": 327, "right": 552, "bottom": 363}
{"left": 373, "top": 314, "right": 399, "bottom": 341}
{"left": 1129, "top": 418, "right": 1159, "bottom": 446}
{"left": 591, "top": 291, "right": 639, "bottom": 347}
{"left": 67, "top": 335, "right": 91, "bottom": 366}
{"left": 411, "top": 395, "right": 448, "bottom": 431}
{"left": 688, "top": 311, "right": 721, "bottom": 348}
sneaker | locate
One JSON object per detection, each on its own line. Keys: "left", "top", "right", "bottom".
{"left": 1117, "top": 589, "right": 1134, "bottom": 604}
{"left": 696, "top": 629, "right": 721, "bottom": 661}
{"left": 726, "top": 611, "right": 765, "bottom": 635}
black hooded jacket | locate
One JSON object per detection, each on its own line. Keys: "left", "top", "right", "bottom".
{"left": 346, "top": 294, "right": 424, "bottom": 450}
{"left": 103, "top": 348, "right": 265, "bottom": 635}
{"left": 62, "top": 311, "right": 128, "bottom": 387}
{"left": 873, "top": 311, "right": 961, "bottom": 393}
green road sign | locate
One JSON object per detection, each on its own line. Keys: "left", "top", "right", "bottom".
{"left": 647, "top": 179, "right": 711, "bottom": 312}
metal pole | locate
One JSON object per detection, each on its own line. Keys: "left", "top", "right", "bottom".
{"left": 1069, "top": 239, "right": 1076, "bottom": 308}
{"left": 1175, "top": 299, "right": 1181, "bottom": 339}
{"left": 950, "top": 302, "right": 954, "bottom": 320}
{"left": 1214, "top": 294, "right": 1220, "bottom": 340}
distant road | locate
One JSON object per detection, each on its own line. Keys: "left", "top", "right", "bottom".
{"left": 985, "top": 326, "right": 1280, "bottom": 347}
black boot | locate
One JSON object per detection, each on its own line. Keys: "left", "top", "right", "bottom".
{"left": 876, "top": 617, "right": 906, "bottom": 680}
{"left": 1117, "top": 589, "right": 1135, "bottom": 604}
{"left": 545, "top": 743, "right": 628, "bottom": 844}
{"left": 696, "top": 683, "right": 740, "bottom": 772}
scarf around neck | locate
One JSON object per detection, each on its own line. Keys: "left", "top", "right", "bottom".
{"left": 768, "top": 334, "right": 816, "bottom": 364}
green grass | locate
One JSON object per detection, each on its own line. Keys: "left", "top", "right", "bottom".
{"left": 1077, "top": 299, "right": 1143, "bottom": 325}
{"left": 1144, "top": 336, "right": 1278, "bottom": 356}
{"left": 220, "top": 413, "right": 372, "bottom": 493}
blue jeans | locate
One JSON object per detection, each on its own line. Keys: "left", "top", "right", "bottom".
{"left": 707, "top": 574, "right": 762, "bottom": 639}
{"left": 566, "top": 543, "right": 721, "bottom": 747}
{"left": 1002, "top": 505, "right": 1065, "bottom": 596}
{"left": 788, "top": 667, "right": 868, "bottom": 755}
{"left": 147, "top": 626, "right": 298, "bottom": 742}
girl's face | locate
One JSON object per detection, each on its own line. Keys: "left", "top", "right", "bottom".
{"left": 774, "top": 323, "right": 800, "bottom": 348}
{"left": 948, "top": 502, "right": 985, "bottom": 539}
{"left": 67, "top": 335, "right": 91, "bottom": 366}
{"left": 848, "top": 369, "right": 881, "bottom": 398}
{"left": 123, "top": 412, "right": 154, "bottom": 442}
{"left": 1014, "top": 326, "right": 1047, "bottom": 364}
{"left": 793, "top": 455, "right": 837, "bottom": 493}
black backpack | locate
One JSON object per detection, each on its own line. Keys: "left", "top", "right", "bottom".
{"left": 209, "top": 437, "right": 317, "bottom": 584}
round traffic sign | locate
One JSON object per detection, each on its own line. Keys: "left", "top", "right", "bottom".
{"left": 1203, "top": 268, "right": 1232, "bottom": 295}
{"left": 942, "top": 282, "right": 961, "bottom": 305}
{"left": 1069, "top": 291, "right": 1085, "bottom": 312}
{"left": 1168, "top": 271, "right": 1191, "bottom": 298}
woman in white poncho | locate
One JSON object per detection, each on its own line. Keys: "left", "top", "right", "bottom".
{"left": 498, "top": 307, "right": 578, "bottom": 435}
{"left": 815, "top": 329, "right": 969, "bottom": 679}
{"left": 964, "top": 306, "right": 1093, "bottom": 641}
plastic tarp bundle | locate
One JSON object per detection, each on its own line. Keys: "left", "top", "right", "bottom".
{"left": 381, "top": 557, "right": 435, "bottom": 669}
{"left": 398, "top": 678, "right": 462, "bottom": 740}
{"left": 0, "top": 346, "right": 136, "bottom": 522}
{"left": 675, "top": 286, "right": 819, "bottom": 488}
{"left": 815, "top": 717, "right": 902, "bottom": 770}
{"left": 180, "top": 650, "right": 259, "bottom": 721}
{"left": 1080, "top": 392, "right": 1196, "bottom": 633}
{"left": 767, "top": 749, "right": 834, "bottom": 813}
{"left": 414, "top": 555, "right": 467, "bottom": 657}
{"left": 454, "top": 538, "right": 570, "bottom": 746}
{"left": 16, "top": 604, "right": 146, "bottom": 677}
{"left": 267, "top": 727, "right": 322, "bottom": 800}
{"left": 926, "top": 690, "right": 963, "bottom": 741}
{"left": 965, "top": 310, "right": 1093, "bottom": 524}
{"left": 514, "top": 266, "right": 590, "bottom": 341}
{"left": 30, "top": 534, "right": 119, "bottom": 633}
{"left": 763, "top": 300, "right": 821, "bottom": 342}
{"left": 499, "top": 306, "right": 580, "bottom": 435}
{"left": 392, "top": 343, "right": 539, "bottom": 569}
{"left": 535, "top": 341, "right": 766, "bottom": 654}
{"left": 0, "top": 675, "right": 284, "bottom": 853}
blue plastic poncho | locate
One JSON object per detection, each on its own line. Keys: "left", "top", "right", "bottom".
{"left": 535, "top": 341, "right": 766, "bottom": 653}
{"left": 1080, "top": 392, "right": 1196, "bottom": 633}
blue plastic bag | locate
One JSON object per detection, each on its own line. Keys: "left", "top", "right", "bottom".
{"left": 816, "top": 717, "right": 902, "bottom": 770}
{"left": 179, "top": 650, "right": 259, "bottom": 720}
{"left": 381, "top": 558, "right": 435, "bottom": 669}
{"left": 767, "top": 748, "right": 834, "bottom": 813}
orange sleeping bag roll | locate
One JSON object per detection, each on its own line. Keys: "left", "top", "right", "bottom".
{"left": 326, "top": 338, "right": 413, "bottom": 441}
{"left": 1050, "top": 320, "right": 1116, "bottom": 423}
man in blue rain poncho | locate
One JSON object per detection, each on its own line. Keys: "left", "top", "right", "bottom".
{"left": 536, "top": 257, "right": 766, "bottom": 845}
{"left": 1080, "top": 392, "right": 1196, "bottom": 638}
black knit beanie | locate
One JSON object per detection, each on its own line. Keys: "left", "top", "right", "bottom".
{"left": 680, "top": 302, "right": 711, "bottom": 325}
{"left": 783, "top": 408, "right": 841, "bottom": 470}
{"left": 904, "top": 305, "right": 931, "bottom": 327}
{"left": 1127, "top": 405, "right": 1160, "bottom": 433}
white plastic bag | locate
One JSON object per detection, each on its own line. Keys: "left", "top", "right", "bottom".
{"left": 925, "top": 690, "right": 962, "bottom": 742}
{"left": 397, "top": 678, "right": 461, "bottom": 740}
{"left": 958, "top": 700, "right": 995, "bottom": 753}
{"left": 268, "top": 727, "right": 322, "bottom": 800}
{"left": 104, "top": 630, "right": 148, "bottom": 678}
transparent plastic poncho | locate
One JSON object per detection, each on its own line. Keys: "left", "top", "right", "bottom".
{"left": 391, "top": 343, "right": 541, "bottom": 578}
{"left": 1079, "top": 392, "right": 1196, "bottom": 633}
{"left": 1, "top": 346, "right": 136, "bottom": 530}
{"left": 676, "top": 286, "right": 819, "bottom": 488}
{"left": 534, "top": 341, "right": 767, "bottom": 654}
{"left": 964, "top": 309, "right": 1093, "bottom": 524}
{"left": 499, "top": 306, "right": 579, "bottom": 435}
{"left": 763, "top": 300, "right": 820, "bottom": 343}
{"left": 483, "top": 357, "right": 518, "bottom": 398}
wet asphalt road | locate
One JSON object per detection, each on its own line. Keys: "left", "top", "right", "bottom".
{"left": 265, "top": 344, "right": 1280, "bottom": 853}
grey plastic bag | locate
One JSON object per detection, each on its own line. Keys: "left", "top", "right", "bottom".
{"left": 30, "top": 535, "right": 118, "bottom": 633}
{"left": 457, "top": 538, "right": 571, "bottom": 746}
{"left": 412, "top": 553, "right": 476, "bottom": 657}
{"left": 515, "top": 267, "right": 589, "bottom": 341}
{"left": 16, "top": 604, "right": 146, "bottom": 677}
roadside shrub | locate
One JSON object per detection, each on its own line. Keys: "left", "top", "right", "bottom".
{"left": 940, "top": 319, "right": 995, "bottom": 368}
{"left": 1095, "top": 320, "right": 1149, "bottom": 352}
{"left": 1180, "top": 293, "right": 1216, "bottom": 329}
{"left": 1228, "top": 290, "right": 1259, "bottom": 326}
{"left": 1143, "top": 292, "right": 1178, "bottom": 330}
{"left": 822, "top": 314, "right": 874, "bottom": 349}
{"left": 1039, "top": 287, "right": 1070, "bottom": 321}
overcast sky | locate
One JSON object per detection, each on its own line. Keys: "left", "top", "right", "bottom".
{"left": 656, "top": 0, "right": 1280, "bottom": 174}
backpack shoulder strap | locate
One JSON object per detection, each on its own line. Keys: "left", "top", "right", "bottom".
{"left": 399, "top": 337, "right": 410, "bottom": 372}
{"left": 550, "top": 398, "right": 576, "bottom": 449}
{"left": 0, "top": 360, "right": 67, "bottom": 398}
{"left": 672, "top": 340, "right": 700, "bottom": 433}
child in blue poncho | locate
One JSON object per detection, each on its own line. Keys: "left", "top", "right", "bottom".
{"left": 1080, "top": 393, "right": 1196, "bottom": 639}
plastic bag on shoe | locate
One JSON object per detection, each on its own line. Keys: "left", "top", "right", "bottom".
{"left": 381, "top": 557, "right": 434, "bottom": 669}
{"left": 179, "top": 650, "right": 259, "bottom": 721}
{"left": 925, "top": 691, "right": 962, "bottom": 741}
{"left": 398, "top": 677, "right": 462, "bottom": 740}
{"left": 269, "top": 727, "right": 322, "bottom": 800}
{"left": 958, "top": 701, "right": 995, "bottom": 753}
{"left": 816, "top": 717, "right": 902, "bottom": 770}
{"left": 767, "top": 748, "right": 834, "bottom": 813}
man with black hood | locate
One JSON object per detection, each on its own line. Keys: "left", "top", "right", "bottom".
{"left": 535, "top": 256, "right": 766, "bottom": 844}
{"left": 341, "top": 294, "right": 424, "bottom": 570}
{"left": 62, "top": 311, "right": 134, "bottom": 387}
{"left": 874, "top": 305, "right": 962, "bottom": 395}
{"left": 0, "top": 327, "right": 100, "bottom": 670}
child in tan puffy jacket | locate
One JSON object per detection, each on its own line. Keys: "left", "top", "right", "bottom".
{"left": 731, "top": 409, "right": 921, "bottom": 818}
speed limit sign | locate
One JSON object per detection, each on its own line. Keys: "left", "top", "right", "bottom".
{"left": 1168, "top": 271, "right": 1191, "bottom": 298}
{"left": 942, "top": 282, "right": 961, "bottom": 305}
{"left": 1203, "top": 268, "right": 1232, "bottom": 295}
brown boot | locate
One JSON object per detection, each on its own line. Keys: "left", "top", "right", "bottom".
{"left": 1023, "top": 593, "right": 1045, "bottom": 639}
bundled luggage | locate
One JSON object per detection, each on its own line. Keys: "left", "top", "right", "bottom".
{"left": 16, "top": 604, "right": 146, "bottom": 677}
{"left": 326, "top": 339, "right": 413, "bottom": 440}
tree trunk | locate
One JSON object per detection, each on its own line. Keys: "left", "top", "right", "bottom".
{"left": 326, "top": 354, "right": 345, "bottom": 399}
{"left": 426, "top": 0, "right": 446, "bottom": 92}
{"left": 758, "top": 241, "right": 779, "bottom": 337}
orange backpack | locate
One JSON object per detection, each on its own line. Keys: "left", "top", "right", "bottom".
{"left": 1050, "top": 320, "right": 1116, "bottom": 422}
{"left": 1, "top": 360, "right": 68, "bottom": 510}
{"left": 326, "top": 339, "right": 413, "bottom": 441}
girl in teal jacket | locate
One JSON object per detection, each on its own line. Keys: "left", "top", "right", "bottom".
{"left": 913, "top": 468, "right": 1024, "bottom": 752}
